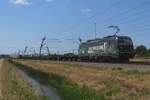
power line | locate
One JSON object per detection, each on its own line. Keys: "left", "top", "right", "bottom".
{"left": 90, "top": 1, "right": 150, "bottom": 37}
{"left": 96, "top": 0, "right": 150, "bottom": 27}
{"left": 84, "top": 0, "right": 123, "bottom": 21}
{"left": 65, "top": 0, "right": 150, "bottom": 39}
{"left": 98, "top": 5, "right": 150, "bottom": 28}
{"left": 61, "top": 0, "right": 123, "bottom": 35}
{"left": 94, "top": 23, "right": 97, "bottom": 39}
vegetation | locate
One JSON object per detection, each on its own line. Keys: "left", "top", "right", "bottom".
{"left": 10, "top": 60, "right": 106, "bottom": 100}
{"left": 135, "top": 45, "right": 150, "bottom": 57}
{"left": 11, "top": 59, "right": 150, "bottom": 100}
{"left": 1, "top": 59, "right": 48, "bottom": 100}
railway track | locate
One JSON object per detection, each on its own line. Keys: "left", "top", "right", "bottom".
{"left": 16, "top": 58, "right": 150, "bottom": 71}
{"left": 128, "top": 61, "right": 150, "bottom": 65}
{"left": 49, "top": 60, "right": 150, "bottom": 71}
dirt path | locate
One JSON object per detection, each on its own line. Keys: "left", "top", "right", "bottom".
{"left": 0, "top": 59, "right": 3, "bottom": 98}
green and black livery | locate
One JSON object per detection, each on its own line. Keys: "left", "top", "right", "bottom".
{"left": 79, "top": 35, "right": 135, "bottom": 61}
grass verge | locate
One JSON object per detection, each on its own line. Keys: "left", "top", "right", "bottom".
{"left": 1, "top": 59, "right": 48, "bottom": 100}
{"left": 11, "top": 59, "right": 150, "bottom": 100}
{"left": 9, "top": 60, "right": 107, "bottom": 100}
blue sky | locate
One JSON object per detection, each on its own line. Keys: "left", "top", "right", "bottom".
{"left": 0, "top": 0, "right": 150, "bottom": 54}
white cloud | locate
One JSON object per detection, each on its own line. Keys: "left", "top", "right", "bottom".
{"left": 10, "top": 0, "right": 31, "bottom": 6}
{"left": 45, "top": 0, "right": 55, "bottom": 3}
{"left": 81, "top": 8, "right": 92, "bottom": 13}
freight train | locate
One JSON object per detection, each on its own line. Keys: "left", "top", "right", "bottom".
{"left": 20, "top": 35, "right": 135, "bottom": 62}
{"left": 43, "top": 35, "right": 135, "bottom": 62}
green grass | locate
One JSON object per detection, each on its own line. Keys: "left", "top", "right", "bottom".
{"left": 10, "top": 60, "right": 107, "bottom": 100}
{"left": 10, "top": 59, "right": 150, "bottom": 100}
{"left": 1, "top": 59, "right": 48, "bottom": 100}
{"left": 101, "top": 80, "right": 121, "bottom": 96}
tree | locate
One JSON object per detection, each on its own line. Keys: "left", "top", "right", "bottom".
{"left": 148, "top": 48, "right": 150, "bottom": 57}
{"left": 135, "top": 45, "right": 148, "bottom": 57}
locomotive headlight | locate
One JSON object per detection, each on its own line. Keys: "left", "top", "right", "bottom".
{"left": 115, "top": 37, "right": 118, "bottom": 40}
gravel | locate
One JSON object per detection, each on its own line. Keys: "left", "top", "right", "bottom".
{"left": 52, "top": 61, "right": 150, "bottom": 71}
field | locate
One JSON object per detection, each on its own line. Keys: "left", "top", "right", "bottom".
{"left": 0, "top": 59, "right": 48, "bottom": 100}
{"left": 11, "top": 59, "right": 150, "bottom": 100}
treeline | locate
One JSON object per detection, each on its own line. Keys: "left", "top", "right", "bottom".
{"left": 135, "top": 45, "right": 150, "bottom": 57}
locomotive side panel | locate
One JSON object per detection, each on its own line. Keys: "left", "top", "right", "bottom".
{"left": 79, "top": 37, "right": 119, "bottom": 60}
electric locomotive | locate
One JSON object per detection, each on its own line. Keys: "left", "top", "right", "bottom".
{"left": 78, "top": 35, "right": 135, "bottom": 61}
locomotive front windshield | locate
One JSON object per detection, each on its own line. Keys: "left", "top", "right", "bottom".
{"left": 118, "top": 37, "right": 133, "bottom": 51}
